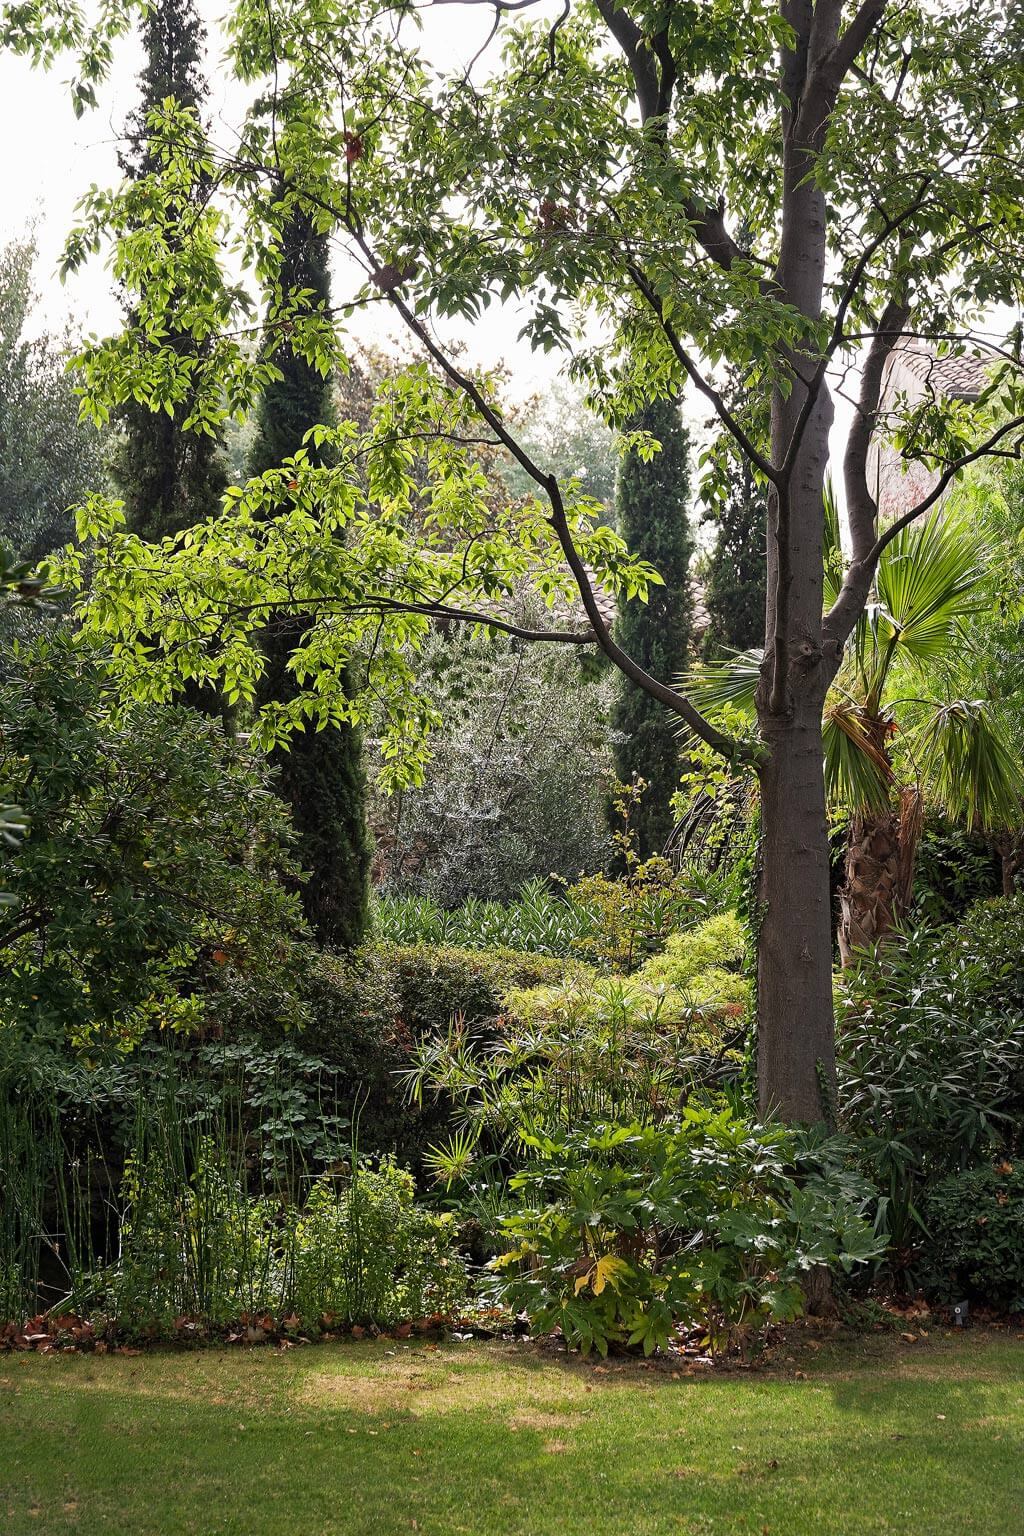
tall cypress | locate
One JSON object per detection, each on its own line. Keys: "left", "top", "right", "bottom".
{"left": 611, "top": 394, "right": 694, "bottom": 858}
{"left": 113, "top": 0, "right": 226, "bottom": 538}
{"left": 248, "top": 201, "right": 370, "bottom": 949}
{"left": 701, "top": 456, "right": 768, "bottom": 657}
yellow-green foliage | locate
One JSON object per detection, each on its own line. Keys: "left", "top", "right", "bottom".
{"left": 504, "top": 913, "right": 750, "bottom": 1047}
{"left": 637, "top": 912, "right": 749, "bottom": 1006}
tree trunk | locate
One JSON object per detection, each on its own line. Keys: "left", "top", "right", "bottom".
{"left": 756, "top": 708, "right": 838, "bottom": 1123}
{"left": 837, "top": 785, "right": 923, "bottom": 966}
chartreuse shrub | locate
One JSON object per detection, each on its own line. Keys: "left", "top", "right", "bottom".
{"left": 489, "top": 1114, "right": 883, "bottom": 1357}
{"left": 504, "top": 911, "right": 750, "bottom": 1053}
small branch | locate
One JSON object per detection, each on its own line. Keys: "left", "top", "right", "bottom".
{"left": 627, "top": 263, "right": 779, "bottom": 483}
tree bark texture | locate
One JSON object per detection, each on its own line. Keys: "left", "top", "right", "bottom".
{"left": 837, "top": 785, "right": 923, "bottom": 966}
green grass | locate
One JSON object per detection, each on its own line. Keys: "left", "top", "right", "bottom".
{"left": 2, "top": 1331, "right": 1022, "bottom": 1534}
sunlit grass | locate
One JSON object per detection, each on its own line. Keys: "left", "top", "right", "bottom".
{"left": 1, "top": 1331, "right": 1022, "bottom": 1534}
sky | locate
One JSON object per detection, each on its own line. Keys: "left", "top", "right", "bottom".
{"left": 0, "top": 4, "right": 567, "bottom": 403}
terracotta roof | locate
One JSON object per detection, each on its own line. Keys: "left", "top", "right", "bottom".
{"left": 890, "top": 344, "right": 989, "bottom": 401}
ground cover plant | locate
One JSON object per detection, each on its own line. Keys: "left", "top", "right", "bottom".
{"left": 2, "top": 1333, "right": 1023, "bottom": 1536}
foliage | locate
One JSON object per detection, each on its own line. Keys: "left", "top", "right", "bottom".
{"left": 372, "top": 868, "right": 707, "bottom": 972}
{"left": 26, "top": 0, "right": 1024, "bottom": 1123}
{"left": 374, "top": 879, "right": 594, "bottom": 957}
{"left": 0, "top": 235, "right": 106, "bottom": 569}
{"left": 369, "top": 614, "right": 615, "bottom": 904}
{"left": 248, "top": 194, "right": 370, "bottom": 950}
{"left": 610, "top": 394, "right": 694, "bottom": 857}
{"left": 374, "top": 939, "right": 569, "bottom": 1036}
{"left": 488, "top": 1113, "right": 883, "bottom": 1357}
{"left": 912, "top": 822, "right": 1001, "bottom": 926}
{"left": 837, "top": 916, "right": 1024, "bottom": 1271}
{"left": 0, "top": 1043, "right": 466, "bottom": 1332}
{"left": 506, "top": 911, "right": 750, "bottom": 1056}
{"left": 919, "top": 1163, "right": 1024, "bottom": 1311}
{"left": 292, "top": 1159, "right": 466, "bottom": 1329}
{"left": 109, "top": 0, "right": 227, "bottom": 539}
{"left": 571, "top": 780, "right": 710, "bottom": 969}
{"left": 0, "top": 634, "right": 306, "bottom": 1048}
{"left": 501, "top": 378, "right": 619, "bottom": 515}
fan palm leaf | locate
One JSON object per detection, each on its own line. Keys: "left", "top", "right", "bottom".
{"left": 904, "top": 699, "right": 1023, "bottom": 833}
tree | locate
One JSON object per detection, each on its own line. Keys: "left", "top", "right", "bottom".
{"left": 109, "top": 0, "right": 226, "bottom": 539}
{"left": 248, "top": 197, "right": 371, "bottom": 949}
{"left": 370, "top": 602, "right": 615, "bottom": 903}
{"left": 696, "top": 493, "right": 1023, "bottom": 963}
{"left": 611, "top": 394, "right": 693, "bottom": 857}
{"left": 502, "top": 379, "right": 619, "bottom": 517}
{"left": 702, "top": 458, "right": 768, "bottom": 658}
{"left": 0, "top": 236, "right": 105, "bottom": 567}
{"left": 31, "top": 0, "right": 1024, "bottom": 1121}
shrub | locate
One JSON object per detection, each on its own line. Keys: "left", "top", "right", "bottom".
{"left": 504, "top": 912, "right": 750, "bottom": 1055}
{"left": 837, "top": 919, "right": 1024, "bottom": 1270}
{"left": 98, "top": 1145, "right": 467, "bottom": 1336}
{"left": 911, "top": 824, "right": 1001, "bottom": 927}
{"left": 0, "top": 634, "right": 306, "bottom": 1051}
{"left": 293, "top": 1160, "right": 467, "bottom": 1328}
{"left": 919, "top": 1163, "right": 1024, "bottom": 1311}
{"left": 373, "top": 940, "right": 571, "bottom": 1036}
{"left": 488, "top": 1113, "right": 883, "bottom": 1356}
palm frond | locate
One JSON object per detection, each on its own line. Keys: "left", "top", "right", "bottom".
{"left": 822, "top": 475, "right": 844, "bottom": 611}
{"left": 823, "top": 699, "right": 894, "bottom": 814}
{"left": 681, "top": 648, "right": 762, "bottom": 720}
{"left": 904, "top": 699, "right": 1024, "bottom": 833}
{"left": 873, "top": 511, "right": 988, "bottom": 666}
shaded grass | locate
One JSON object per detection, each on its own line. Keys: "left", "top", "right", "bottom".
{"left": 1, "top": 1331, "right": 1022, "bottom": 1534}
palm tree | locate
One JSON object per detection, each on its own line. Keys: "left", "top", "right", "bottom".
{"left": 692, "top": 489, "right": 1023, "bottom": 965}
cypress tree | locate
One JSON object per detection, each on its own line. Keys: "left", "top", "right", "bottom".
{"left": 112, "top": 0, "right": 226, "bottom": 538}
{"left": 611, "top": 394, "right": 694, "bottom": 858}
{"left": 701, "top": 455, "right": 768, "bottom": 657}
{"left": 248, "top": 201, "right": 370, "bottom": 949}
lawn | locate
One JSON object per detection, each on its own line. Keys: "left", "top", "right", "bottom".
{"left": 1, "top": 1331, "right": 1022, "bottom": 1535}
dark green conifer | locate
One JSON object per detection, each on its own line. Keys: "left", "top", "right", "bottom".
{"left": 112, "top": 0, "right": 226, "bottom": 538}
{"left": 611, "top": 394, "right": 694, "bottom": 858}
{"left": 701, "top": 455, "right": 768, "bottom": 657}
{"left": 249, "top": 201, "right": 370, "bottom": 949}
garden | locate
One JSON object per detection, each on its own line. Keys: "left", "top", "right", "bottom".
{"left": 2, "top": 1, "right": 1024, "bottom": 1532}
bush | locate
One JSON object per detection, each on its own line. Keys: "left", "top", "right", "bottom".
{"left": 293, "top": 1160, "right": 467, "bottom": 1329}
{"left": 919, "top": 1163, "right": 1024, "bottom": 1311}
{"left": 0, "top": 634, "right": 306, "bottom": 1051}
{"left": 99, "top": 1146, "right": 467, "bottom": 1336}
{"left": 2, "top": 1049, "right": 468, "bottom": 1335}
{"left": 504, "top": 912, "right": 750, "bottom": 1057}
{"left": 837, "top": 916, "right": 1024, "bottom": 1271}
{"left": 912, "top": 824, "right": 1001, "bottom": 927}
{"left": 488, "top": 1113, "right": 883, "bottom": 1356}
{"left": 373, "top": 940, "right": 571, "bottom": 1035}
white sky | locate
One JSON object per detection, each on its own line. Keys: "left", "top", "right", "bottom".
{"left": 0, "top": 4, "right": 568, "bottom": 406}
